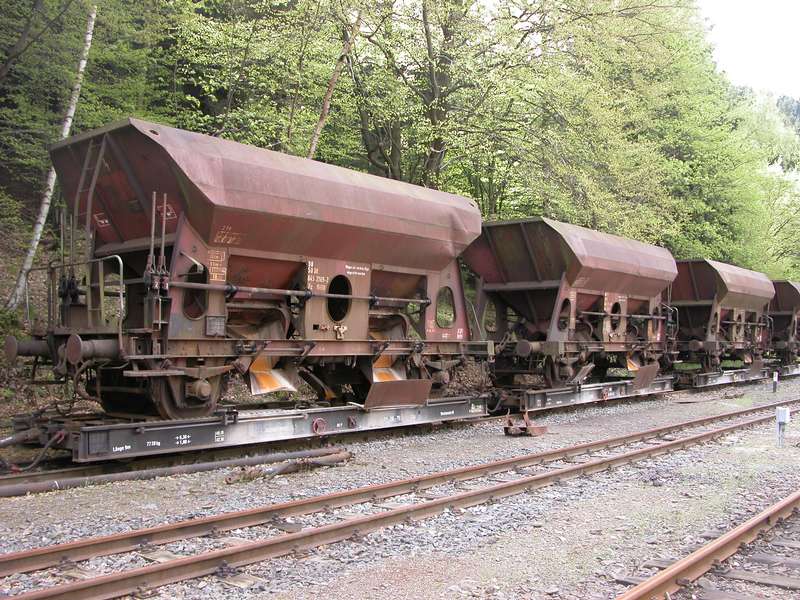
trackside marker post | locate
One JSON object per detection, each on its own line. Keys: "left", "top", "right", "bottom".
{"left": 776, "top": 406, "right": 790, "bottom": 448}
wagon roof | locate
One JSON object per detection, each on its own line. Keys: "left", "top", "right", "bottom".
{"left": 772, "top": 280, "right": 800, "bottom": 297}
{"left": 769, "top": 280, "right": 800, "bottom": 312}
{"left": 541, "top": 218, "right": 677, "bottom": 286}
{"left": 465, "top": 217, "right": 677, "bottom": 298}
{"left": 50, "top": 118, "right": 481, "bottom": 270}
{"left": 703, "top": 259, "right": 776, "bottom": 304}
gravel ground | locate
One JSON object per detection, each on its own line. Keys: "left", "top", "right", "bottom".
{"left": 672, "top": 503, "right": 800, "bottom": 599}
{"left": 1, "top": 377, "right": 800, "bottom": 598}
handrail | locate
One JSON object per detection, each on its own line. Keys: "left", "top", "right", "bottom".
{"left": 24, "top": 255, "right": 125, "bottom": 347}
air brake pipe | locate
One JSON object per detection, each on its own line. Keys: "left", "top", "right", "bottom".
{"left": 0, "top": 447, "right": 347, "bottom": 498}
{"left": 170, "top": 281, "right": 431, "bottom": 305}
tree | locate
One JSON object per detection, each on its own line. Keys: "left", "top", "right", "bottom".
{"left": 0, "top": 0, "right": 80, "bottom": 85}
{"left": 5, "top": 5, "right": 96, "bottom": 311}
{"left": 308, "top": 9, "right": 362, "bottom": 159}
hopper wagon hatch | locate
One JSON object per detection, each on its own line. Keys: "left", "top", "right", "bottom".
{"left": 462, "top": 217, "right": 677, "bottom": 389}
{"left": 670, "top": 259, "right": 775, "bottom": 372}
{"left": 8, "top": 118, "right": 488, "bottom": 420}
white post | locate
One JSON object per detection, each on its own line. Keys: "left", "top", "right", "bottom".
{"left": 776, "top": 406, "right": 790, "bottom": 448}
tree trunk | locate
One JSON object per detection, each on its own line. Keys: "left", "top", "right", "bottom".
{"left": 307, "top": 12, "right": 361, "bottom": 159}
{"left": 5, "top": 5, "right": 97, "bottom": 311}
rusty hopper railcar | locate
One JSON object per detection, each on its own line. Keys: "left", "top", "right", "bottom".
{"left": 670, "top": 260, "right": 775, "bottom": 372}
{"left": 4, "top": 118, "right": 488, "bottom": 419}
{"left": 461, "top": 218, "right": 678, "bottom": 389}
{"left": 768, "top": 281, "right": 800, "bottom": 366}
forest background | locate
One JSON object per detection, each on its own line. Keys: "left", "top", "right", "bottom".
{"left": 2, "top": 0, "right": 800, "bottom": 328}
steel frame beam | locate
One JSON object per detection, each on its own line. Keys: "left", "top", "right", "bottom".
{"left": 517, "top": 376, "right": 675, "bottom": 412}
{"left": 684, "top": 367, "right": 768, "bottom": 388}
{"left": 25, "top": 396, "right": 488, "bottom": 462}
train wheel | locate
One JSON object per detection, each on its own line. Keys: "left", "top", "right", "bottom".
{"left": 151, "top": 377, "right": 220, "bottom": 420}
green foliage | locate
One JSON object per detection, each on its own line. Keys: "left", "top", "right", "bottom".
{"left": 0, "top": 307, "right": 21, "bottom": 340}
{"left": 1, "top": 0, "right": 800, "bottom": 283}
{"left": 0, "top": 188, "right": 32, "bottom": 302}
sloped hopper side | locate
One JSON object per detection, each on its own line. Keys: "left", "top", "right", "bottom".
{"left": 670, "top": 259, "right": 775, "bottom": 344}
{"left": 50, "top": 117, "right": 482, "bottom": 273}
{"left": 770, "top": 281, "right": 800, "bottom": 345}
{"left": 461, "top": 217, "right": 677, "bottom": 323}
{"left": 671, "top": 260, "right": 775, "bottom": 311}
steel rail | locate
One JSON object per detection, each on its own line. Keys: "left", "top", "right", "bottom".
{"left": 0, "top": 447, "right": 345, "bottom": 498}
{"left": 0, "top": 399, "right": 795, "bottom": 578}
{"left": 616, "top": 487, "right": 800, "bottom": 599}
{"left": 4, "top": 404, "right": 794, "bottom": 599}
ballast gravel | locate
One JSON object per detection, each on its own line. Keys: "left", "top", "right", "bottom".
{"left": 1, "top": 377, "right": 800, "bottom": 598}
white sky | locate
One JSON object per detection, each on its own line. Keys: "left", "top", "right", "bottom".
{"left": 697, "top": 0, "right": 800, "bottom": 98}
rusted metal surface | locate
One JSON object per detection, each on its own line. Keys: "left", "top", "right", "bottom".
{"left": 1, "top": 398, "right": 795, "bottom": 581}
{"left": 0, "top": 447, "right": 343, "bottom": 498}
{"left": 462, "top": 218, "right": 677, "bottom": 387}
{"left": 708, "top": 259, "right": 776, "bottom": 308}
{"left": 9, "top": 118, "right": 489, "bottom": 420}
{"left": 15, "top": 118, "right": 488, "bottom": 419}
{"left": 462, "top": 218, "right": 677, "bottom": 298}
{"left": 769, "top": 280, "right": 800, "bottom": 364}
{"left": 50, "top": 118, "right": 480, "bottom": 272}
{"left": 671, "top": 260, "right": 775, "bottom": 310}
{"left": 617, "top": 487, "right": 800, "bottom": 599}
{"left": 6, "top": 401, "right": 793, "bottom": 599}
{"left": 770, "top": 280, "right": 800, "bottom": 314}
{"left": 362, "top": 379, "right": 433, "bottom": 409}
{"left": 670, "top": 260, "right": 775, "bottom": 370}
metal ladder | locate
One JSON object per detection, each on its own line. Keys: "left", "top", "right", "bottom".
{"left": 70, "top": 136, "right": 108, "bottom": 328}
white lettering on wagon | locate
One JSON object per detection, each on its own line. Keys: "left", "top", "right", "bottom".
{"left": 112, "top": 444, "right": 132, "bottom": 452}
{"left": 157, "top": 202, "right": 177, "bottom": 219}
{"left": 208, "top": 249, "right": 227, "bottom": 283}
{"left": 439, "top": 410, "right": 455, "bottom": 417}
{"left": 213, "top": 225, "right": 242, "bottom": 245}
{"left": 345, "top": 264, "right": 369, "bottom": 277}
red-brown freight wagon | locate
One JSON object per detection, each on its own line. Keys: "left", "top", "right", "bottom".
{"left": 768, "top": 280, "right": 800, "bottom": 366}
{"left": 461, "top": 218, "right": 678, "bottom": 389}
{"left": 5, "top": 118, "right": 489, "bottom": 419}
{"left": 669, "top": 259, "right": 775, "bottom": 372}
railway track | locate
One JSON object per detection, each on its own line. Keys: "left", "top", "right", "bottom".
{"left": 0, "top": 397, "right": 797, "bottom": 600}
{"left": 0, "top": 446, "right": 350, "bottom": 498}
{"left": 617, "top": 486, "right": 800, "bottom": 599}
